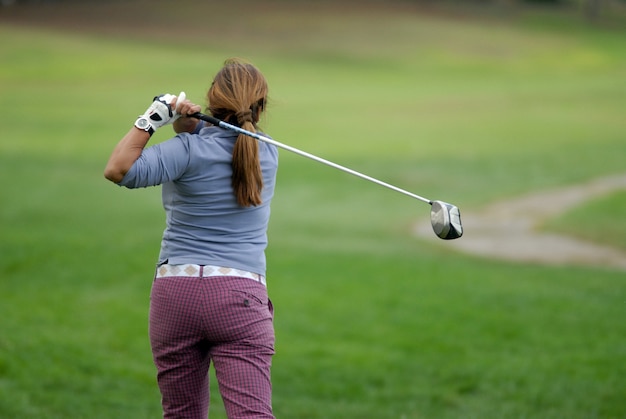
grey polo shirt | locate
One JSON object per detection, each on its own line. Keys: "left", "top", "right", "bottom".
{"left": 119, "top": 126, "right": 278, "bottom": 276}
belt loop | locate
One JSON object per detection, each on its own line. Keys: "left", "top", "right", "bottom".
{"left": 199, "top": 265, "right": 204, "bottom": 277}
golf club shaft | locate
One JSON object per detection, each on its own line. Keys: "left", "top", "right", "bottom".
{"left": 190, "top": 112, "right": 432, "bottom": 205}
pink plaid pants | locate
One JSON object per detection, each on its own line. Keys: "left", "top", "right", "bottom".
{"left": 149, "top": 275, "right": 275, "bottom": 419}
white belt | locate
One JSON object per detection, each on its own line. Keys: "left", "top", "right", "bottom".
{"left": 156, "top": 264, "right": 266, "bottom": 287}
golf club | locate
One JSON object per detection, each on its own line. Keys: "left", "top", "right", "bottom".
{"left": 190, "top": 112, "right": 463, "bottom": 240}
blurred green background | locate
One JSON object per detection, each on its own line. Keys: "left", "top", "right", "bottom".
{"left": 1, "top": 1, "right": 625, "bottom": 418}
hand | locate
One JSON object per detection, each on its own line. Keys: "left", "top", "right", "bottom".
{"left": 172, "top": 92, "right": 203, "bottom": 134}
{"left": 173, "top": 92, "right": 202, "bottom": 118}
{"left": 139, "top": 92, "right": 187, "bottom": 131}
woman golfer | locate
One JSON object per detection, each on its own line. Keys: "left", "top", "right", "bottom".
{"left": 105, "top": 58, "right": 278, "bottom": 419}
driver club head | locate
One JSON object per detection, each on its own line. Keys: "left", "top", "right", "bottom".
{"left": 430, "top": 200, "right": 463, "bottom": 240}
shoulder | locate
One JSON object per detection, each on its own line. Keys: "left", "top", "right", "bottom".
{"left": 258, "top": 132, "right": 279, "bottom": 157}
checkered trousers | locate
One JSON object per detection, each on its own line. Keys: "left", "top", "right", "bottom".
{"left": 149, "top": 275, "right": 275, "bottom": 419}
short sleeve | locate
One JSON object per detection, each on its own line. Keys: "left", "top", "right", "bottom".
{"left": 119, "top": 134, "right": 192, "bottom": 188}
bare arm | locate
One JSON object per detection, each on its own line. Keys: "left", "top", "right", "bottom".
{"left": 173, "top": 115, "right": 202, "bottom": 134}
{"left": 104, "top": 94, "right": 202, "bottom": 184}
{"left": 104, "top": 128, "right": 151, "bottom": 183}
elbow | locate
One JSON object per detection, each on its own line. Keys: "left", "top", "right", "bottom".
{"left": 104, "top": 165, "right": 125, "bottom": 184}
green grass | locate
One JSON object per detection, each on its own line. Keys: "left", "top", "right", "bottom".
{"left": 1, "top": 2, "right": 625, "bottom": 418}
{"left": 543, "top": 190, "right": 626, "bottom": 251}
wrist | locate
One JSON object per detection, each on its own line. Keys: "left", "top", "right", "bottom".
{"left": 134, "top": 116, "right": 155, "bottom": 136}
{"left": 173, "top": 116, "right": 196, "bottom": 134}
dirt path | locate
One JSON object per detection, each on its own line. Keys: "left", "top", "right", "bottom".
{"left": 414, "top": 173, "right": 626, "bottom": 271}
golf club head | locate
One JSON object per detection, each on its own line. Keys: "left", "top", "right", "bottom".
{"left": 430, "top": 200, "right": 463, "bottom": 240}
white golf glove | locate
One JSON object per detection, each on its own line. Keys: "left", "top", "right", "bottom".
{"left": 137, "top": 92, "right": 186, "bottom": 133}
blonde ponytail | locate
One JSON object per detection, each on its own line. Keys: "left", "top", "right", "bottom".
{"left": 232, "top": 112, "right": 263, "bottom": 207}
{"left": 207, "top": 59, "right": 268, "bottom": 207}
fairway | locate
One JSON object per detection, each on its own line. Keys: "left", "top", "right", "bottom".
{"left": 1, "top": 1, "right": 625, "bottom": 418}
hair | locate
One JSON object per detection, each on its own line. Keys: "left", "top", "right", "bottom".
{"left": 207, "top": 58, "right": 268, "bottom": 207}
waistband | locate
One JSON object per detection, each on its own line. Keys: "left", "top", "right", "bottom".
{"left": 156, "top": 264, "right": 266, "bottom": 287}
